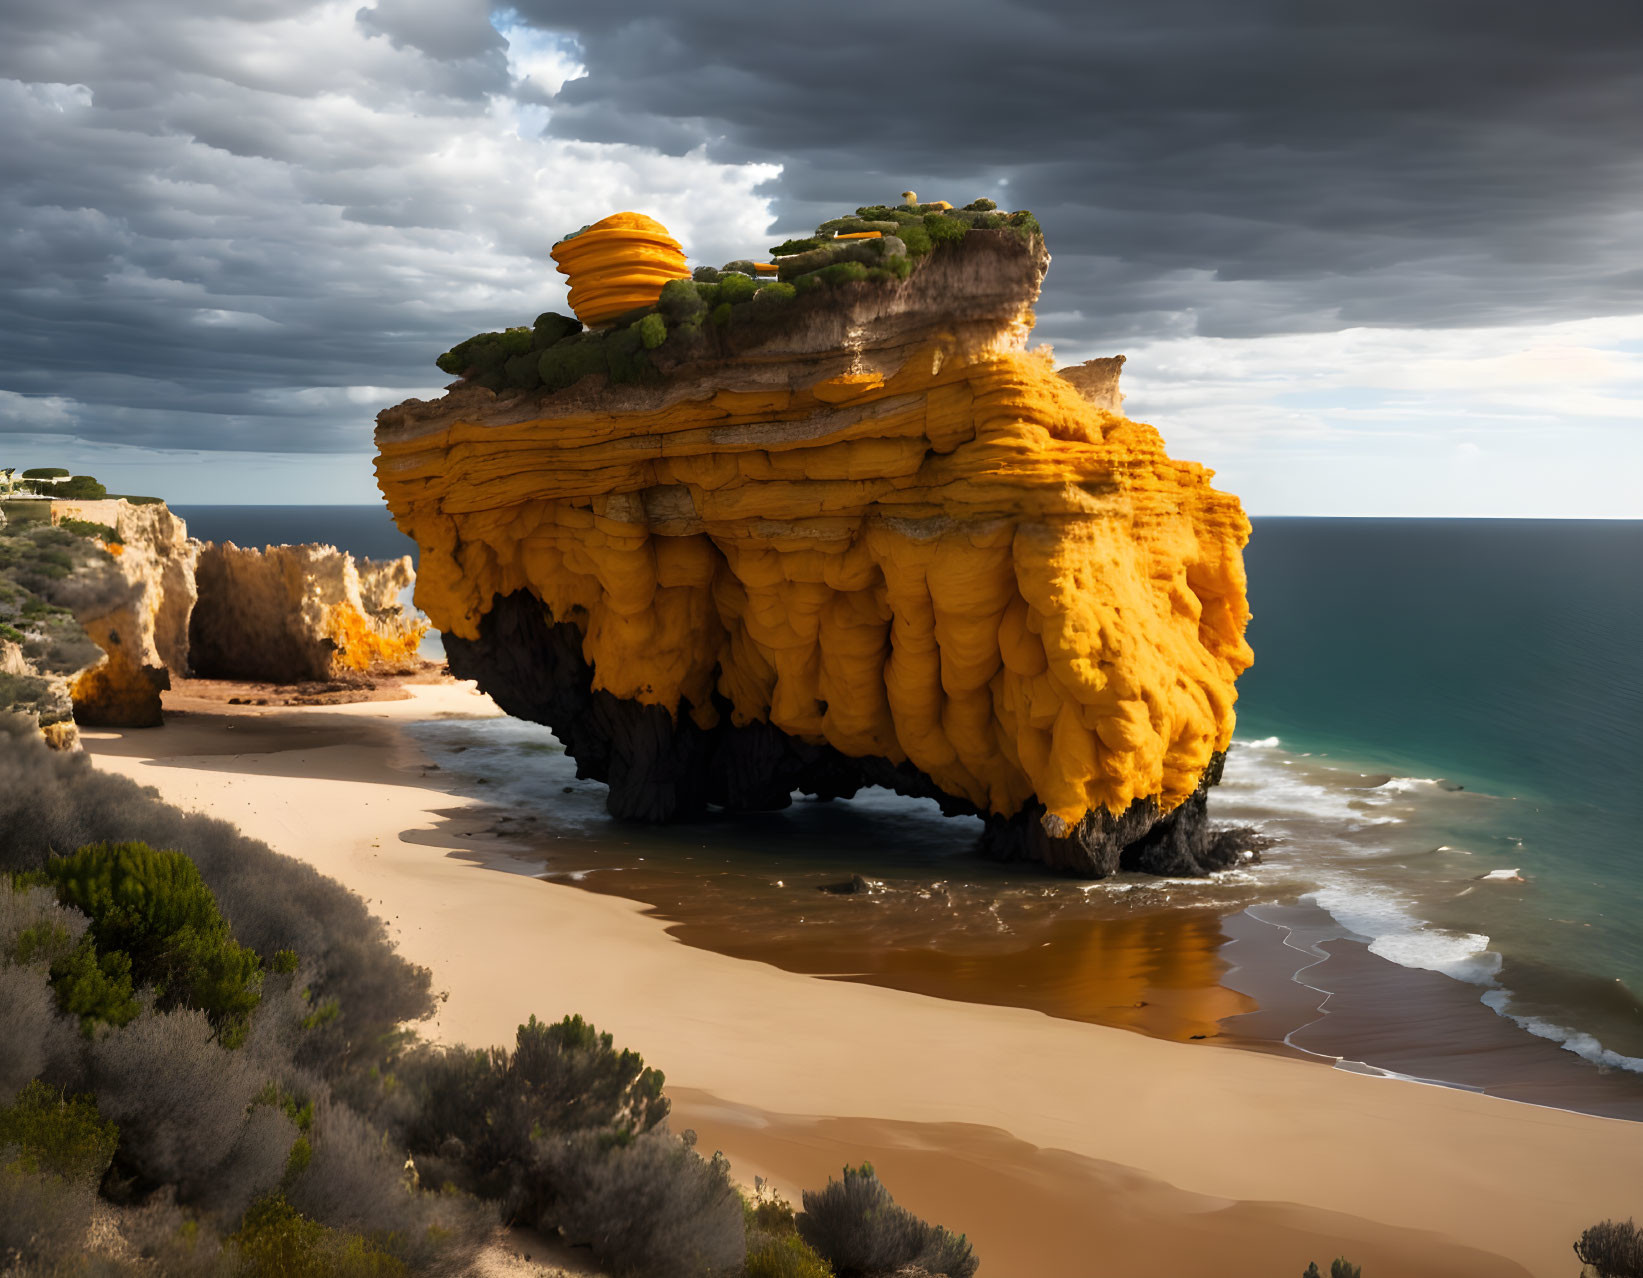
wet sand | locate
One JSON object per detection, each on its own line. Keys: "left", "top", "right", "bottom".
{"left": 671, "top": 1091, "right": 1531, "bottom": 1278}
{"left": 79, "top": 683, "right": 1643, "bottom": 1277}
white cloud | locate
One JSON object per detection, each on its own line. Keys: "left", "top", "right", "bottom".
{"left": 0, "top": 0, "right": 780, "bottom": 456}
{"left": 1043, "top": 314, "right": 1643, "bottom": 515}
{"left": 0, "top": 0, "right": 1636, "bottom": 516}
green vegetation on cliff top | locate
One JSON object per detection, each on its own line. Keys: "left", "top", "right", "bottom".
{"left": 434, "top": 198, "right": 1042, "bottom": 398}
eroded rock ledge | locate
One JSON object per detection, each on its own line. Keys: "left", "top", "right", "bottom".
{"left": 378, "top": 200, "right": 1258, "bottom": 876}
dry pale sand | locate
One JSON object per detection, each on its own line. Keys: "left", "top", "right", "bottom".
{"left": 81, "top": 683, "right": 1643, "bottom": 1278}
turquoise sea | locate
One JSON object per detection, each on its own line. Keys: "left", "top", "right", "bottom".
{"left": 175, "top": 508, "right": 1643, "bottom": 1080}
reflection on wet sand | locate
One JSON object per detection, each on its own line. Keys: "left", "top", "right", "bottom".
{"left": 567, "top": 874, "right": 1256, "bottom": 1042}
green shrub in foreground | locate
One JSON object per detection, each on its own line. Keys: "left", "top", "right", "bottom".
{"left": 25, "top": 841, "right": 265, "bottom": 1045}
{"left": 744, "top": 1180, "right": 832, "bottom": 1278}
{"left": 746, "top": 1230, "right": 834, "bottom": 1278}
{"left": 0, "top": 1079, "right": 118, "bottom": 1184}
{"left": 231, "top": 1194, "right": 407, "bottom": 1278}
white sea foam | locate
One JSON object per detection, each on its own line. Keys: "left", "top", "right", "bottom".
{"left": 1234, "top": 735, "right": 1281, "bottom": 749}
{"left": 1307, "top": 883, "right": 1503, "bottom": 984}
{"left": 1218, "top": 753, "right": 1399, "bottom": 824}
{"left": 1375, "top": 776, "right": 1441, "bottom": 794}
{"left": 1481, "top": 991, "right": 1643, "bottom": 1075}
{"left": 1479, "top": 868, "right": 1524, "bottom": 882}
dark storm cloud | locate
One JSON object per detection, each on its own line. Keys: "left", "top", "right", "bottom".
{"left": 0, "top": 0, "right": 1636, "bottom": 458}
{"left": 0, "top": 0, "right": 534, "bottom": 453}
{"left": 521, "top": 0, "right": 1643, "bottom": 346}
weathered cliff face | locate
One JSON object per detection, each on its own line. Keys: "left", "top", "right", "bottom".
{"left": 69, "top": 501, "right": 199, "bottom": 728}
{"left": 375, "top": 202, "right": 1254, "bottom": 876}
{"left": 1058, "top": 355, "right": 1126, "bottom": 416}
{"left": 188, "top": 543, "right": 426, "bottom": 683}
{"left": 3, "top": 499, "right": 431, "bottom": 735}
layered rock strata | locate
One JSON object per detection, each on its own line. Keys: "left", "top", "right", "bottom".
{"left": 376, "top": 205, "right": 1255, "bottom": 876}
{"left": 189, "top": 543, "right": 426, "bottom": 684}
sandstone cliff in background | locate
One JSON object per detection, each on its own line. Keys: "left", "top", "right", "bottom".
{"left": 376, "top": 199, "right": 1255, "bottom": 876}
{"left": 189, "top": 542, "right": 425, "bottom": 683}
{"left": 0, "top": 499, "right": 427, "bottom": 738}
{"left": 69, "top": 501, "right": 198, "bottom": 727}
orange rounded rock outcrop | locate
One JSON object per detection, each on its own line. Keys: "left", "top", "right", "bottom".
{"left": 550, "top": 213, "right": 691, "bottom": 328}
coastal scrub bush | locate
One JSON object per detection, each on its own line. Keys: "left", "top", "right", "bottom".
{"left": 796, "top": 1163, "right": 976, "bottom": 1278}
{"left": 49, "top": 934, "right": 140, "bottom": 1031}
{"left": 769, "top": 238, "right": 822, "bottom": 257}
{"left": 921, "top": 213, "right": 970, "bottom": 248}
{"left": 635, "top": 312, "right": 668, "bottom": 350}
{"left": 826, "top": 259, "right": 872, "bottom": 287}
{"left": 0, "top": 712, "right": 435, "bottom": 1061}
{"left": 90, "top": 1006, "right": 270, "bottom": 1194}
{"left": 26, "top": 841, "right": 266, "bottom": 1045}
{"left": 230, "top": 1193, "right": 407, "bottom": 1278}
{"left": 1007, "top": 210, "right": 1042, "bottom": 240}
{"left": 1302, "top": 1262, "right": 1362, "bottom": 1278}
{"left": 376, "top": 1014, "right": 755, "bottom": 1275}
{"left": 1575, "top": 1218, "right": 1643, "bottom": 1277}
{"left": 533, "top": 311, "right": 582, "bottom": 347}
{"left": 57, "top": 476, "right": 109, "bottom": 500}
{"left": 57, "top": 518, "right": 120, "bottom": 545}
{"left": 745, "top": 1180, "right": 832, "bottom": 1278}
{"left": 395, "top": 1013, "right": 668, "bottom": 1198}
{"left": 538, "top": 335, "right": 608, "bottom": 393}
{"left": 603, "top": 326, "right": 655, "bottom": 385}
{"left": 753, "top": 280, "right": 798, "bottom": 307}
{"left": 0, "top": 1079, "right": 119, "bottom": 1183}
{"left": 896, "top": 222, "right": 932, "bottom": 256}
{"left": 548, "top": 1127, "right": 747, "bottom": 1278}
{"left": 715, "top": 271, "right": 758, "bottom": 305}
{"left": 746, "top": 1232, "right": 834, "bottom": 1278}
{"left": 659, "top": 278, "right": 709, "bottom": 323}
{"left": 0, "top": 964, "right": 77, "bottom": 1101}
{"left": 0, "top": 1155, "right": 97, "bottom": 1268}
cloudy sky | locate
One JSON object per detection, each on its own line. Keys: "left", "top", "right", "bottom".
{"left": 1, "top": 0, "right": 1638, "bottom": 513}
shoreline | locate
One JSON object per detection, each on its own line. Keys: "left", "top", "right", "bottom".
{"left": 399, "top": 702, "right": 1643, "bottom": 1121}
{"left": 80, "top": 682, "right": 1643, "bottom": 1277}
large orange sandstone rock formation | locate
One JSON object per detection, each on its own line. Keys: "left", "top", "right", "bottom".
{"left": 375, "top": 203, "right": 1255, "bottom": 874}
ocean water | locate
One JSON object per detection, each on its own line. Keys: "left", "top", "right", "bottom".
{"left": 173, "top": 505, "right": 420, "bottom": 564}
{"left": 1228, "top": 518, "right": 1643, "bottom": 1068}
{"left": 173, "top": 507, "right": 1643, "bottom": 1074}
{"left": 173, "top": 504, "right": 442, "bottom": 660}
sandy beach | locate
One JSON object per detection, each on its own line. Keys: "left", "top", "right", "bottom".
{"left": 81, "top": 681, "right": 1643, "bottom": 1278}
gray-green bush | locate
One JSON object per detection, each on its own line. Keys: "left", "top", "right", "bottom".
{"left": 547, "top": 1128, "right": 746, "bottom": 1278}
{"left": 795, "top": 1163, "right": 976, "bottom": 1278}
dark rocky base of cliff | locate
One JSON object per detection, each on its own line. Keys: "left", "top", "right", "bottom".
{"left": 445, "top": 592, "right": 1264, "bottom": 878}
